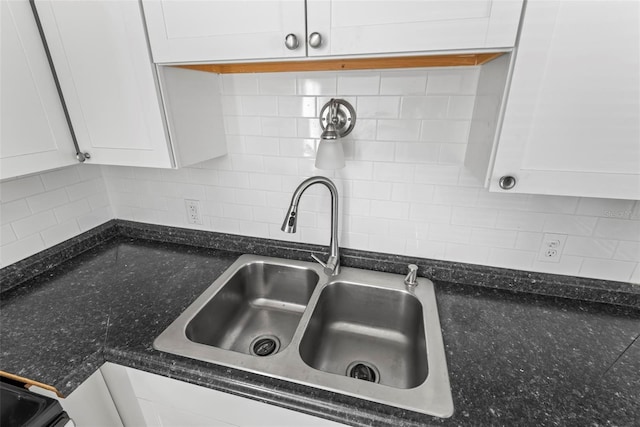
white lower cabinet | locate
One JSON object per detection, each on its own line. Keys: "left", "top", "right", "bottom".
{"left": 101, "top": 363, "right": 347, "bottom": 427}
{"left": 30, "top": 369, "right": 124, "bottom": 427}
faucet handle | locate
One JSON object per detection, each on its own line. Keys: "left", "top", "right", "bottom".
{"left": 404, "top": 264, "right": 419, "bottom": 287}
{"left": 311, "top": 253, "right": 327, "bottom": 268}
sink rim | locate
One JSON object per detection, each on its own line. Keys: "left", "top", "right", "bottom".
{"left": 153, "top": 254, "right": 454, "bottom": 418}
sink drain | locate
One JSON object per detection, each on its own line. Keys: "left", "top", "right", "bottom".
{"left": 250, "top": 335, "right": 280, "bottom": 356}
{"left": 346, "top": 361, "right": 380, "bottom": 383}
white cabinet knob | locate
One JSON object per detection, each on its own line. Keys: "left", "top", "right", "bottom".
{"left": 308, "top": 32, "right": 322, "bottom": 49}
{"left": 284, "top": 34, "right": 299, "bottom": 50}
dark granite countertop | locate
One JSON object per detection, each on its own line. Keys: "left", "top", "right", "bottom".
{"left": 1, "top": 222, "right": 639, "bottom": 426}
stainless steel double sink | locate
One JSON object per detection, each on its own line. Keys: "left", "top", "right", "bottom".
{"left": 154, "top": 254, "right": 453, "bottom": 417}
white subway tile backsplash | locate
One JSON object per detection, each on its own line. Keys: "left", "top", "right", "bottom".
{"left": 0, "top": 165, "right": 116, "bottom": 261}
{"left": 395, "top": 142, "right": 440, "bottom": 163}
{"left": 1, "top": 175, "right": 44, "bottom": 202}
{"left": 392, "top": 183, "right": 434, "bottom": 203}
{"left": 575, "top": 198, "right": 635, "bottom": 219}
{"left": 470, "top": 228, "right": 517, "bottom": 249}
{"left": 544, "top": 214, "right": 598, "bottom": 236}
{"left": 447, "top": 96, "right": 476, "bottom": 119}
{"left": 260, "top": 117, "right": 297, "bottom": 137}
{"left": 614, "top": 241, "right": 640, "bottom": 262}
{"left": 377, "top": 120, "right": 421, "bottom": 141}
{"left": 1, "top": 234, "right": 45, "bottom": 266}
{"left": 631, "top": 264, "right": 640, "bottom": 284}
{"left": 222, "top": 74, "right": 259, "bottom": 95}
{"left": 445, "top": 243, "right": 489, "bottom": 264}
{"left": 594, "top": 218, "right": 640, "bottom": 241}
{"left": 241, "top": 96, "right": 278, "bottom": 116}
{"left": 564, "top": 236, "right": 617, "bottom": 259}
{"left": 54, "top": 199, "right": 92, "bottom": 223}
{"left": 437, "top": 143, "right": 466, "bottom": 164}
{"left": 452, "top": 207, "right": 498, "bottom": 228}
{"left": 495, "top": 211, "right": 546, "bottom": 232}
{"left": 222, "top": 204, "right": 253, "bottom": 221}
{"left": 2, "top": 68, "right": 637, "bottom": 283}
{"left": 11, "top": 211, "right": 57, "bottom": 239}
{"left": 515, "top": 231, "right": 544, "bottom": 251}
{"left": 354, "top": 141, "right": 395, "bottom": 162}
{"left": 400, "top": 96, "right": 448, "bottom": 119}
{"left": 356, "top": 96, "right": 400, "bottom": 119}
{"left": 41, "top": 167, "right": 80, "bottom": 191}
{"left": 428, "top": 224, "right": 472, "bottom": 244}
{"left": 27, "top": 188, "right": 69, "bottom": 213}
{"left": 337, "top": 73, "right": 380, "bottom": 95}
{"left": 373, "top": 163, "right": 415, "bottom": 183}
{"left": 1, "top": 200, "right": 32, "bottom": 225}
{"left": 379, "top": 70, "right": 427, "bottom": 95}
{"left": 409, "top": 203, "right": 452, "bottom": 223}
{"left": 369, "top": 200, "right": 410, "bottom": 220}
{"left": 259, "top": 73, "right": 297, "bottom": 95}
{"left": 41, "top": 220, "right": 81, "bottom": 247}
{"left": 488, "top": 248, "right": 536, "bottom": 271}
{"left": 414, "top": 165, "right": 460, "bottom": 186}
{"left": 420, "top": 120, "right": 470, "bottom": 143}
{"left": 278, "top": 97, "right": 316, "bottom": 118}
{"left": 296, "top": 73, "right": 337, "bottom": 96}
{"left": 352, "top": 181, "right": 391, "bottom": 200}
{"left": 1, "top": 224, "right": 17, "bottom": 245}
{"left": 426, "top": 68, "right": 479, "bottom": 95}
{"left": 579, "top": 258, "right": 637, "bottom": 282}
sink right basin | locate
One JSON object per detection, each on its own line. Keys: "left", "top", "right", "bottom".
{"left": 299, "top": 281, "right": 428, "bottom": 389}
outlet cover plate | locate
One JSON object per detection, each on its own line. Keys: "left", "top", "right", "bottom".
{"left": 538, "top": 233, "right": 567, "bottom": 263}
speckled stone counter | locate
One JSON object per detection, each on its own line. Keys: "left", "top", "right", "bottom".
{"left": 1, "top": 222, "right": 639, "bottom": 426}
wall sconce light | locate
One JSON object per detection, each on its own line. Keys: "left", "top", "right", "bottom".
{"left": 315, "top": 99, "right": 356, "bottom": 170}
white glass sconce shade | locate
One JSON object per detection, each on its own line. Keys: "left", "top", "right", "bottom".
{"left": 315, "top": 139, "right": 345, "bottom": 169}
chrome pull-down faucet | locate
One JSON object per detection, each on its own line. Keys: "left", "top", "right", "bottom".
{"left": 281, "top": 176, "right": 340, "bottom": 276}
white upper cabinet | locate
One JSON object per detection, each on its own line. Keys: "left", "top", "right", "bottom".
{"left": 142, "top": 0, "right": 523, "bottom": 64}
{"left": 32, "top": 1, "right": 227, "bottom": 170}
{"left": 306, "top": 0, "right": 524, "bottom": 57}
{"left": 34, "top": 0, "right": 175, "bottom": 168}
{"left": 142, "top": 0, "right": 307, "bottom": 63}
{"left": 1, "top": 0, "right": 76, "bottom": 180}
{"left": 489, "top": 0, "right": 640, "bottom": 200}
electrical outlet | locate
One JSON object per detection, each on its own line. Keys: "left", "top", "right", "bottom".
{"left": 538, "top": 233, "right": 567, "bottom": 263}
{"left": 185, "top": 199, "right": 202, "bottom": 225}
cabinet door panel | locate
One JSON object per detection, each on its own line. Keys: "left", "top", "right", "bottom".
{"left": 492, "top": 1, "right": 640, "bottom": 199}
{"left": 307, "top": 0, "right": 523, "bottom": 57}
{"left": 143, "top": 0, "right": 306, "bottom": 63}
{"left": 1, "top": 0, "right": 76, "bottom": 180}
{"left": 34, "top": 0, "right": 173, "bottom": 168}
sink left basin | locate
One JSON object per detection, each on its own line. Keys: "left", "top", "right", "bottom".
{"left": 185, "top": 261, "right": 319, "bottom": 356}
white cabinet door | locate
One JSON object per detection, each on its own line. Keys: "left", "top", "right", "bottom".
{"left": 490, "top": 0, "right": 640, "bottom": 200}
{"left": 33, "top": 0, "right": 175, "bottom": 168}
{"left": 1, "top": 0, "right": 76, "bottom": 180}
{"left": 142, "top": 0, "right": 307, "bottom": 63}
{"left": 101, "top": 363, "right": 346, "bottom": 427}
{"left": 305, "top": 0, "right": 523, "bottom": 57}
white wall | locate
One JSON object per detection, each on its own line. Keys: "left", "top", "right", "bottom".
{"left": 0, "top": 164, "right": 113, "bottom": 267}
{"left": 1, "top": 68, "right": 638, "bottom": 283}
{"left": 103, "top": 67, "right": 640, "bottom": 284}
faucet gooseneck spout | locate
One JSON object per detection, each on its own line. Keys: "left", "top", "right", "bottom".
{"left": 281, "top": 176, "right": 340, "bottom": 276}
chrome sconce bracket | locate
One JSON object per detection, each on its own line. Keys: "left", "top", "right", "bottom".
{"left": 319, "top": 99, "right": 356, "bottom": 139}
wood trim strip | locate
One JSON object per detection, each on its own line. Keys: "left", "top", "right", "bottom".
{"left": 0, "top": 370, "right": 64, "bottom": 398}
{"left": 174, "top": 53, "right": 504, "bottom": 74}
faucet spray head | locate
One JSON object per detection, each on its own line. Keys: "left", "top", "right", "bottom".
{"left": 281, "top": 205, "right": 298, "bottom": 233}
